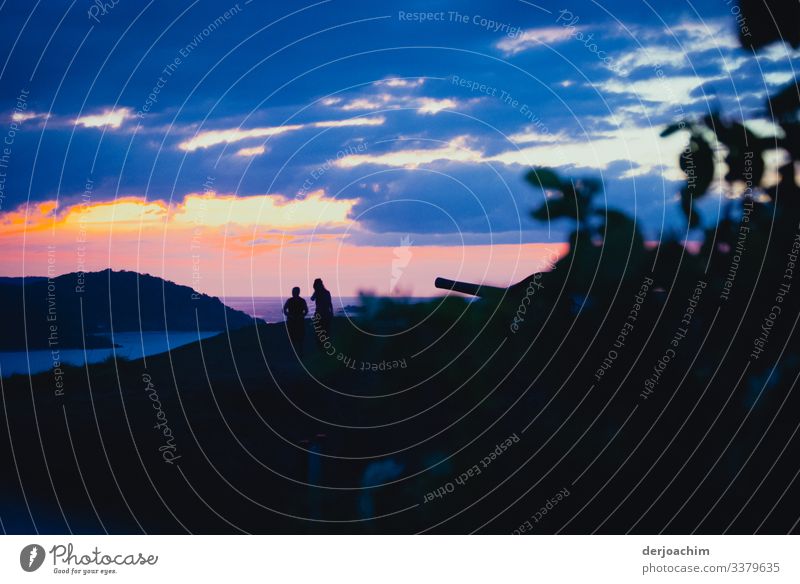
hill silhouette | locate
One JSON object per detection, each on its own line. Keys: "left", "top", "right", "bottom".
{"left": 0, "top": 269, "right": 254, "bottom": 350}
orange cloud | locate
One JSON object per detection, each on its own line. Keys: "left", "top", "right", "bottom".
{"left": 235, "top": 145, "right": 266, "bottom": 157}
{"left": 0, "top": 190, "right": 355, "bottom": 273}
{"left": 0, "top": 193, "right": 564, "bottom": 298}
{"left": 171, "top": 190, "right": 354, "bottom": 229}
{"left": 0, "top": 193, "right": 346, "bottom": 295}
{"left": 9, "top": 191, "right": 354, "bottom": 231}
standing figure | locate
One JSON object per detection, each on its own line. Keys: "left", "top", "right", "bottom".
{"left": 310, "top": 278, "right": 333, "bottom": 349}
{"left": 283, "top": 286, "right": 308, "bottom": 356}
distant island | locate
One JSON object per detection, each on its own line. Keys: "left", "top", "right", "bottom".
{"left": 0, "top": 269, "right": 254, "bottom": 350}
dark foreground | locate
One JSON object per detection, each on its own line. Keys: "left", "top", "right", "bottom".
{"left": 2, "top": 249, "right": 799, "bottom": 534}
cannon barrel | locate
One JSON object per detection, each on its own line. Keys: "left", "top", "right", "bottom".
{"left": 434, "top": 277, "right": 506, "bottom": 298}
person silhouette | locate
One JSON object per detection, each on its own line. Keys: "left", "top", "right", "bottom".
{"left": 310, "top": 278, "right": 333, "bottom": 349}
{"left": 283, "top": 286, "right": 308, "bottom": 356}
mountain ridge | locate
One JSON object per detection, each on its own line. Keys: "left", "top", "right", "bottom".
{"left": 0, "top": 269, "right": 255, "bottom": 350}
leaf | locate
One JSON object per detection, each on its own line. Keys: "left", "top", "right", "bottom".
{"left": 577, "top": 178, "right": 601, "bottom": 197}
{"left": 703, "top": 116, "right": 765, "bottom": 186}
{"left": 660, "top": 122, "right": 688, "bottom": 137}
{"left": 768, "top": 81, "right": 800, "bottom": 121}
{"left": 737, "top": 0, "right": 800, "bottom": 50}
{"left": 601, "top": 209, "right": 645, "bottom": 250}
{"left": 779, "top": 122, "right": 800, "bottom": 160}
{"left": 597, "top": 209, "right": 646, "bottom": 280}
{"left": 725, "top": 151, "right": 764, "bottom": 187}
{"left": 703, "top": 113, "right": 722, "bottom": 131}
{"left": 531, "top": 196, "right": 579, "bottom": 221}
{"left": 765, "top": 163, "right": 800, "bottom": 203}
{"left": 680, "top": 133, "right": 715, "bottom": 199}
{"left": 525, "top": 168, "right": 563, "bottom": 191}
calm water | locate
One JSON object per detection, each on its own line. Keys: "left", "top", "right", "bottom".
{"left": 0, "top": 297, "right": 442, "bottom": 377}
{"left": 0, "top": 331, "right": 219, "bottom": 378}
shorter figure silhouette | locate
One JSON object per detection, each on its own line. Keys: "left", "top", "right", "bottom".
{"left": 311, "top": 278, "right": 333, "bottom": 350}
{"left": 283, "top": 286, "right": 308, "bottom": 356}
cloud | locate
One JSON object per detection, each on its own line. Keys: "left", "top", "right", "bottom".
{"left": 331, "top": 79, "right": 426, "bottom": 110}
{"left": 179, "top": 124, "right": 303, "bottom": 151}
{"left": 416, "top": 97, "right": 457, "bottom": 115}
{"left": 341, "top": 96, "right": 391, "bottom": 111}
{"left": 336, "top": 137, "right": 484, "bottom": 168}
{"left": 1, "top": 189, "right": 354, "bottom": 236}
{"left": 495, "top": 26, "right": 582, "bottom": 55}
{"left": 170, "top": 189, "right": 353, "bottom": 229}
{"left": 509, "top": 128, "right": 564, "bottom": 144}
{"left": 719, "top": 55, "right": 750, "bottom": 73}
{"left": 0, "top": 191, "right": 354, "bottom": 295}
{"left": 74, "top": 107, "right": 134, "bottom": 129}
{"left": 335, "top": 125, "right": 687, "bottom": 180}
{"left": 314, "top": 117, "right": 385, "bottom": 128}
{"left": 338, "top": 93, "right": 460, "bottom": 115}
{"left": 590, "top": 18, "right": 746, "bottom": 77}
{"left": 497, "top": 18, "right": 739, "bottom": 60}
{"left": 667, "top": 20, "right": 741, "bottom": 52}
{"left": 11, "top": 111, "right": 49, "bottom": 123}
{"left": 326, "top": 75, "right": 462, "bottom": 117}
{"left": 235, "top": 145, "right": 266, "bottom": 157}
{"left": 595, "top": 75, "right": 721, "bottom": 105}
{"left": 375, "top": 77, "right": 425, "bottom": 88}
{"left": 759, "top": 43, "right": 800, "bottom": 63}
{"left": 744, "top": 119, "right": 785, "bottom": 138}
{"left": 615, "top": 46, "right": 689, "bottom": 72}
{"left": 178, "top": 116, "right": 385, "bottom": 151}
{"left": 489, "top": 126, "right": 687, "bottom": 176}
{"left": 763, "top": 71, "right": 794, "bottom": 85}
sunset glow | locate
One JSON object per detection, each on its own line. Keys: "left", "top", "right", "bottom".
{"left": 0, "top": 193, "right": 562, "bottom": 296}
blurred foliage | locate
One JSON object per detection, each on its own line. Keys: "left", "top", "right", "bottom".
{"left": 737, "top": 0, "right": 800, "bottom": 49}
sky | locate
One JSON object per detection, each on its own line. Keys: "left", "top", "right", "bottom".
{"left": 0, "top": 0, "right": 797, "bottom": 296}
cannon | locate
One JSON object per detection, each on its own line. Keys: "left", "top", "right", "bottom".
{"left": 434, "top": 271, "right": 552, "bottom": 301}
{"left": 434, "top": 277, "right": 510, "bottom": 298}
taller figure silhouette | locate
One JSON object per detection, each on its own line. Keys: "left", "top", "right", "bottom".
{"left": 311, "top": 278, "right": 333, "bottom": 349}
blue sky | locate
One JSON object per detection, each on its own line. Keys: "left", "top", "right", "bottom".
{"left": 1, "top": 0, "right": 797, "bottom": 249}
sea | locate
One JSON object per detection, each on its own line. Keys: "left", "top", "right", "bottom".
{"left": 0, "top": 331, "right": 220, "bottom": 378}
{"left": 0, "top": 296, "right": 439, "bottom": 377}
{"left": 222, "top": 296, "right": 367, "bottom": 323}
